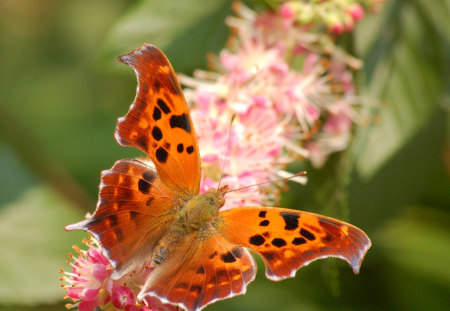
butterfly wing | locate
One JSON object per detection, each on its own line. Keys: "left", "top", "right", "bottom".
{"left": 116, "top": 44, "right": 201, "bottom": 195}
{"left": 219, "top": 207, "right": 371, "bottom": 280}
{"left": 65, "top": 159, "right": 177, "bottom": 278}
{"left": 138, "top": 233, "right": 257, "bottom": 311}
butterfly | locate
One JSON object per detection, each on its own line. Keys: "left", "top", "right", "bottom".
{"left": 65, "top": 44, "right": 371, "bottom": 311}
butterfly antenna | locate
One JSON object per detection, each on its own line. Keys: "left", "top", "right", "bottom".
{"left": 226, "top": 171, "right": 307, "bottom": 193}
{"left": 217, "top": 114, "right": 236, "bottom": 190}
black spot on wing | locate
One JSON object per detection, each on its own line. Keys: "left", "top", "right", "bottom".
{"left": 155, "top": 147, "right": 168, "bottom": 163}
{"left": 249, "top": 234, "right": 265, "bottom": 246}
{"left": 157, "top": 98, "right": 171, "bottom": 114}
{"left": 163, "top": 141, "right": 171, "bottom": 150}
{"left": 196, "top": 266, "right": 205, "bottom": 274}
{"left": 177, "top": 143, "right": 184, "bottom": 153}
{"left": 152, "top": 107, "right": 161, "bottom": 121}
{"left": 271, "top": 238, "right": 287, "bottom": 248}
{"left": 300, "top": 228, "right": 316, "bottom": 241}
{"left": 138, "top": 179, "right": 151, "bottom": 194}
{"left": 186, "top": 145, "right": 194, "bottom": 154}
{"left": 280, "top": 212, "right": 300, "bottom": 230}
{"left": 146, "top": 197, "right": 154, "bottom": 206}
{"left": 259, "top": 220, "right": 270, "bottom": 226}
{"left": 151, "top": 126, "right": 163, "bottom": 141}
{"left": 129, "top": 211, "right": 139, "bottom": 220}
{"left": 208, "top": 251, "right": 218, "bottom": 259}
{"left": 259, "top": 211, "right": 267, "bottom": 218}
{"left": 292, "top": 237, "right": 307, "bottom": 245}
{"left": 169, "top": 114, "right": 191, "bottom": 133}
{"left": 220, "top": 252, "right": 236, "bottom": 263}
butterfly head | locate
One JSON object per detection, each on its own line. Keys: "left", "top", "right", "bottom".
{"left": 199, "top": 184, "right": 229, "bottom": 212}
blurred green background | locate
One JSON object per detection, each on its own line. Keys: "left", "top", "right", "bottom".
{"left": 0, "top": 0, "right": 448, "bottom": 310}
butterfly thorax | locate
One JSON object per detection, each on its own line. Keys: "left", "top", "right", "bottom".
{"left": 150, "top": 186, "right": 228, "bottom": 267}
{"left": 176, "top": 185, "right": 228, "bottom": 233}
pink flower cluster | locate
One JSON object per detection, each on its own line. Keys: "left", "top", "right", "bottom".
{"left": 60, "top": 238, "right": 178, "bottom": 311}
{"left": 181, "top": 1, "right": 366, "bottom": 204}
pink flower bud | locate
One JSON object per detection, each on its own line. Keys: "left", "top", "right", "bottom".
{"left": 347, "top": 4, "right": 365, "bottom": 21}
{"left": 280, "top": 2, "right": 296, "bottom": 19}
{"left": 329, "top": 22, "right": 345, "bottom": 34}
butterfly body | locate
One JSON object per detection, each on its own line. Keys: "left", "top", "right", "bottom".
{"left": 151, "top": 186, "right": 228, "bottom": 266}
{"left": 175, "top": 186, "right": 227, "bottom": 234}
{"left": 65, "top": 44, "right": 371, "bottom": 311}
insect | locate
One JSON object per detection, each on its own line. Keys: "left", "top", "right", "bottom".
{"left": 65, "top": 44, "right": 371, "bottom": 311}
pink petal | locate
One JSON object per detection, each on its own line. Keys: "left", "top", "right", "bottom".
{"left": 66, "top": 286, "right": 82, "bottom": 299}
{"left": 87, "top": 249, "right": 109, "bottom": 266}
{"left": 80, "top": 287, "right": 101, "bottom": 301}
{"left": 91, "top": 263, "right": 109, "bottom": 282}
{"left": 112, "top": 286, "right": 135, "bottom": 309}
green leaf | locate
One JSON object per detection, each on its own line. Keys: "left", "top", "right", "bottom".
{"left": 376, "top": 207, "right": 450, "bottom": 285}
{"left": 354, "top": 0, "right": 448, "bottom": 179}
{"left": 0, "top": 186, "right": 86, "bottom": 305}
{"left": 372, "top": 206, "right": 450, "bottom": 310}
{"left": 0, "top": 145, "right": 86, "bottom": 305}
{"left": 100, "top": 0, "right": 233, "bottom": 73}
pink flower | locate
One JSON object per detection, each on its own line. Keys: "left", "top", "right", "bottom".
{"left": 61, "top": 240, "right": 111, "bottom": 310}
{"left": 61, "top": 238, "right": 176, "bottom": 311}
{"left": 179, "top": 2, "right": 366, "bottom": 189}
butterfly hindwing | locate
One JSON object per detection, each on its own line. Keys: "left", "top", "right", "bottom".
{"left": 65, "top": 159, "right": 176, "bottom": 278}
{"left": 219, "top": 207, "right": 371, "bottom": 280}
{"left": 139, "top": 233, "right": 257, "bottom": 311}
{"left": 116, "top": 44, "right": 201, "bottom": 195}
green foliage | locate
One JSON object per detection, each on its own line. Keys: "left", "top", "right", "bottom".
{"left": 354, "top": 0, "right": 450, "bottom": 178}
{"left": 0, "top": 145, "right": 85, "bottom": 306}
{"left": 100, "top": 0, "right": 233, "bottom": 73}
{"left": 0, "top": 0, "right": 448, "bottom": 310}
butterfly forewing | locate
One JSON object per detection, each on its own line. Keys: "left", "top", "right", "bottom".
{"left": 65, "top": 159, "right": 176, "bottom": 278}
{"left": 219, "top": 207, "right": 371, "bottom": 280}
{"left": 116, "top": 44, "right": 201, "bottom": 195}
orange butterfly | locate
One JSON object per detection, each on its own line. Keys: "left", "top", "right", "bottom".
{"left": 66, "top": 44, "right": 371, "bottom": 311}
